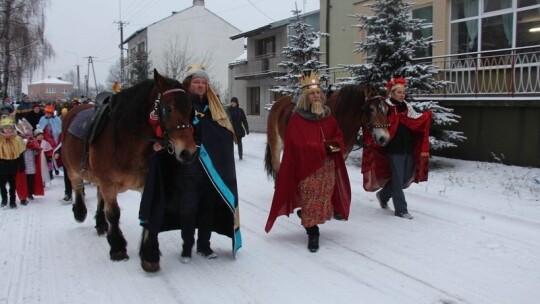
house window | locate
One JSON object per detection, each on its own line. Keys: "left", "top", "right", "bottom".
{"left": 256, "top": 37, "right": 276, "bottom": 56}
{"left": 247, "top": 87, "right": 260, "bottom": 116}
{"left": 516, "top": 7, "right": 540, "bottom": 47}
{"left": 451, "top": 0, "right": 540, "bottom": 55}
{"left": 137, "top": 42, "right": 146, "bottom": 53}
{"left": 518, "top": 0, "right": 540, "bottom": 7}
{"left": 256, "top": 37, "right": 276, "bottom": 71}
{"left": 412, "top": 6, "right": 433, "bottom": 58}
{"left": 45, "top": 87, "right": 56, "bottom": 94}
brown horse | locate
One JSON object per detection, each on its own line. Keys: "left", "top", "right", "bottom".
{"left": 62, "top": 69, "right": 197, "bottom": 265}
{"left": 264, "top": 84, "right": 391, "bottom": 179}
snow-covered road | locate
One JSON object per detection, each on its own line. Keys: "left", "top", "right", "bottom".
{"left": 1, "top": 133, "right": 539, "bottom": 304}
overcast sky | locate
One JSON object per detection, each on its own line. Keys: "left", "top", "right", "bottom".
{"left": 35, "top": 0, "right": 319, "bottom": 89}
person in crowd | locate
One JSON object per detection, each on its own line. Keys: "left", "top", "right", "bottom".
{"left": 15, "top": 120, "right": 44, "bottom": 205}
{"left": 0, "top": 115, "right": 26, "bottom": 208}
{"left": 53, "top": 144, "right": 73, "bottom": 203}
{"left": 362, "top": 77, "right": 432, "bottom": 220}
{"left": 38, "top": 104, "right": 61, "bottom": 178}
{"left": 139, "top": 64, "right": 242, "bottom": 264}
{"left": 33, "top": 129, "right": 53, "bottom": 187}
{"left": 1, "top": 97, "right": 15, "bottom": 116}
{"left": 227, "top": 97, "right": 249, "bottom": 160}
{"left": 265, "top": 73, "right": 351, "bottom": 253}
{"left": 51, "top": 106, "right": 72, "bottom": 202}
{"left": 26, "top": 103, "right": 44, "bottom": 130}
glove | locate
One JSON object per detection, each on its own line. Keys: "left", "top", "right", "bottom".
{"left": 246, "top": 130, "right": 249, "bottom": 135}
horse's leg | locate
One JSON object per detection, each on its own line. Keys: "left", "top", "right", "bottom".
{"left": 94, "top": 186, "right": 108, "bottom": 235}
{"left": 71, "top": 176, "right": 87, "bottom": 223}
{"left": 101, "top": 188, "right": 128, "bottom": 261}
{"left": 271, "top": 135, "right": 283, "bottom": 178}
{"left": 139, "top": 228, "right": 160, "bottom": 272}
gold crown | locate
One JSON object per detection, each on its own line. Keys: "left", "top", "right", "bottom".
{"left": 0, "top": 115, "right": 14, "bottom": 128}
{"left": 186, "top": 63, "right": 206, "bottom": 72}
{"left": 300, "top": 72, "right": 321, "bottom": 93}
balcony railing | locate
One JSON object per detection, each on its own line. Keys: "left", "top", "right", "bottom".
{"left": 231, "top": 47, "right": 539, "bottom": 98}
{"left": 423, "top": 46, "right": 540, "bottom": 98}
{"left": 321, "top": 46, "right": 540, "bottom": 99}
{"left": 230, "top": 54, "right": 287, "bottom": 80}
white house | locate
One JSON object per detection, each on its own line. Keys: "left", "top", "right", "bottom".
{"left": 124, "top": 0, "right": 244, "bottom": 98}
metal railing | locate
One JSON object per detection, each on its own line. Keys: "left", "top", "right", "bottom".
{"left": 424, "top": 46, "right": 540, "bottom": 97}
{"left": 230, "top": 46, "right": 540, "bottom": 98}
{"left": 230, "top": 53, "right": 287, "bottom": 79}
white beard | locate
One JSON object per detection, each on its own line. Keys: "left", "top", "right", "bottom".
{"left": 311, "top": 101, "right": 324, "bottom": 116}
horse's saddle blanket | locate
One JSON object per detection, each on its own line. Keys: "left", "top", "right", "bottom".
{"left": 67, "top": 102, "right": 110, "bottom": 143}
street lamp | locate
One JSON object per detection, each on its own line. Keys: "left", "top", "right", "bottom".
{"left": 65, "top": 50, "right": 81, "bottom": 93}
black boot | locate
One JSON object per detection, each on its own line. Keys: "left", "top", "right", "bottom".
{"left": 9, "top": 197, "right": 17, "bottom": 209}
{"left": 305, "top": 225, "right": 319, "bottom": 253}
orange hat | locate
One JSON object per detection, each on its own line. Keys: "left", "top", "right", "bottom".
{"left": 44, "top": 105, "right": 55, "bottom": 114}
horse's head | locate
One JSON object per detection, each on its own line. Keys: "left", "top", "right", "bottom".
{"left": 362, "top": 96, "right": 391, "bottom": 146}
{"left": 152, "top": 69, "right": 198, "bottom": 163}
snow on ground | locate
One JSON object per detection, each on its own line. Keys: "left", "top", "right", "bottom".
{"left": 1, "top": 133, "right": 539, "bottom": 304}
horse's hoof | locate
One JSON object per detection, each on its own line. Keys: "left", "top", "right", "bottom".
{"left": 141, "top": 260, "right": 160, "bottom": 273}
{"left": 95, "top": 225, "right": 108, "bottom": 236}
{"left": 73, "top": 207, "right": 87, "bottom": 223}
{"left": 110, "top": 251, "right": 129, "bottom": 261}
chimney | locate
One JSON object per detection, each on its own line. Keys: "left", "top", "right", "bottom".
{"left": 193, "top": 0, "right": 204, "bottom": 6}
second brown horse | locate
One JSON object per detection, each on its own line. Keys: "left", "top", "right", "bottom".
{"left": 264, "top": 84, "right": 391, "bottom": 180}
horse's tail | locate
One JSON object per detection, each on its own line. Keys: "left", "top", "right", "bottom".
{"left": 264, "top": 143, "right": 277, "bottom": 180}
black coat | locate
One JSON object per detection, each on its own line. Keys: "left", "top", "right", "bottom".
{"left": 227, "top": 106, "right": 249, "bottom": 138}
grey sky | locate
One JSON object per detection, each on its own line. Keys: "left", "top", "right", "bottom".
{"left": 37, "top": 0, "right": 319, "bottom": 88}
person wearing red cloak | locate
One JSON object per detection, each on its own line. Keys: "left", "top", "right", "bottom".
{"left": 265, "top": 73, "right": 351, "bottom": 253}
{"left": 361, "top": 77, "right": 432, "bottom": 219}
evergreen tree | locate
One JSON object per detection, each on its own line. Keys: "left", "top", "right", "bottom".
{"left": 346, "top": 0, "right": 465, "bottom": 150}
{"left": 270, "top": 8, "right": 328, "bottom": 96}
{"left": 129, "top": 50, "right": 151, "bottom": 86}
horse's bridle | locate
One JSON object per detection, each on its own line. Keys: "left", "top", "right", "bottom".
{"left": 153, "top": 87, "right": 192, "bottom": 154}
{"left": 365, "top": 96, "right": 391, "bottom": 130}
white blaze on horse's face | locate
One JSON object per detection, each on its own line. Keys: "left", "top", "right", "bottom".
{"left": 189, "top": 77, "right": 208, "bottom": 97}
{"left": 368, "top": 99, "right": 391, "bottom": 147}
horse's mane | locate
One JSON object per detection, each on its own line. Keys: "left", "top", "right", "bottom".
{"left": 110, "top": 77, "right": 183, "bottom": 132}
{"left": 334, "top": 84, "right": 365, "bottom": 115}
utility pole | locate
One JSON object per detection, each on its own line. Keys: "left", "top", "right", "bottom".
{"left": 65, "top": 51, "right": 80, "bottom": 93}
{"left": 84, "top": 56, "right": 98, "bottom": 98}
{"left": 115, "top": 0, "right": 128, "bottom": 84}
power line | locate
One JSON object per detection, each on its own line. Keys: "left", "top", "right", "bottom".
{"left": 246, "top": 0, "right": 274, "bottom": 22}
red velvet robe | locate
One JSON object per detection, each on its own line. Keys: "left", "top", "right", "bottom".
{"left": 361, "top": 106, "right": 432, "bottom": 192}
{"left": 265, "top": 113, "right": 351, "bottom": 232}
{"left": 16, "top": 138, "right": 45, "bottom": 199}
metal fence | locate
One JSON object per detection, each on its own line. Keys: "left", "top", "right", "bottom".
{"left": 231, "top": 46, "right": 540, "bottom": 98}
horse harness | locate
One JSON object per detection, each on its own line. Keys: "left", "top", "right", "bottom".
{"left": 365, "top": 96, "right": 391, "bottom": 130}
{"left": 150, "top": 87, "right": 192, "bottom": 154}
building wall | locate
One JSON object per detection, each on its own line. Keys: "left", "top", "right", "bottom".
{"left": 229, "top": 12, "right": 321, "bottom": 133}
{"left": 28, "top": 83, "right": 73, "bottom": 101}
{"left": 435, "top": 100, "right": 540, "bottom": 167}
{"left": 147, "top": 6, "right": 244, "bottom": 97}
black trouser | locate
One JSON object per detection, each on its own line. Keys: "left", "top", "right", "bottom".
{"left": 175, "top": 174, "right": 216, "bottom": 250}
{"left": 26, "top": 174, "right": 35, "bottom": 196}
{"left": 0, "top": 174, "right": 16, "bottom": 204}
{"left": 64, "top": 168, "right": 72, "bottom": 197}
{"left": 237, "top": 137, "right": 243, "bottom": 159}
